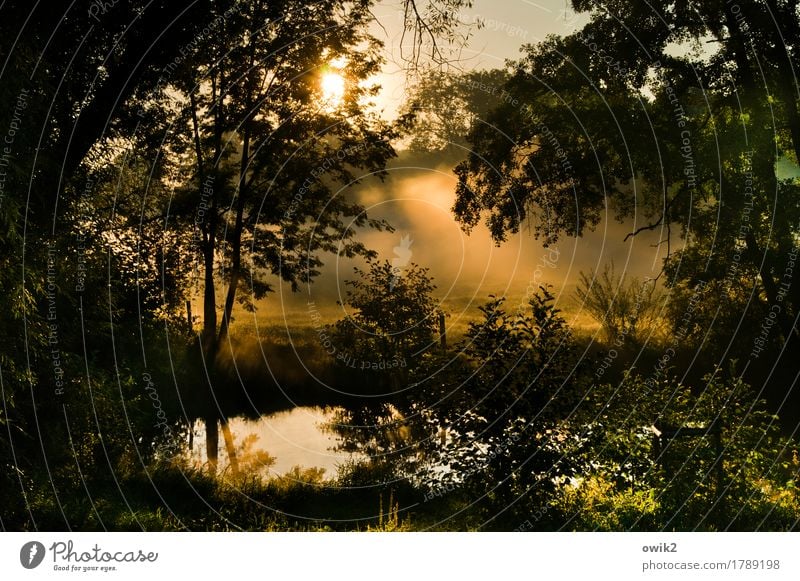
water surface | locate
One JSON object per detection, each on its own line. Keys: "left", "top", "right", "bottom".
{"left": 190, "top": 407, "right": 354, "bottom": 479}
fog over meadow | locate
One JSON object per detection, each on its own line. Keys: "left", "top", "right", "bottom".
{"left": 244, "top": 151, "right": 669, "bottom": 333}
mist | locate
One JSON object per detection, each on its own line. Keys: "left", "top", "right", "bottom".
{"left": 244, "top": 150, "right": 671, "bottom": 334}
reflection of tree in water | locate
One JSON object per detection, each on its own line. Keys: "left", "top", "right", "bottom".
{"left": 190, "top": 431, "right": 276, "bottom": 482}
{"left": 224, "top": 434, "right": 276, "bottom": 482}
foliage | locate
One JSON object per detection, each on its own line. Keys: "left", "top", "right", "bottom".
{"left": 570, "top": 370, "right": 800, "bottom": 530}
{"left": 452, "top": 0, "right": 800, "bottom": 375}
{"left": 332, "top": 259, "right": 443, "bottom": 368}
{"left": 575, "top": 262, "right": 666, "bottom": 345}
{"left": 402, "top": 69, "right": 511, "bottom": 152}
{"left": 327, "top": 260, "right": 444, "bottom": 479}
{"left": 2, "top": 0, "right": 800, "bottom": 534}
{"left": 554, "top": 475, "right": 660, "bottom": 531}
{"left": 416, "top": 287, "right": 585, "bottom": 528}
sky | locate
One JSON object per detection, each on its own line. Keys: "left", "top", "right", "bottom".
{"left": 370, "top": 0, "right": 590, "bottom": 118}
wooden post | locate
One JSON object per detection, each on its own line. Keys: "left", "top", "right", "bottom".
{"left": 713, "top": 419, "right": 724, "bottom": 502}
{"left": 439, "top": 311, "right": 447, "bottom": 352}
{"left": 650, "top": 424, "right": 662, "bottom": 463}
{"left": 650, "top": 421, "right": 724, "bottom": 500}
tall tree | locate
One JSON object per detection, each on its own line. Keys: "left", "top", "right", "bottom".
{"left": 164, "top": 0, "right": 399, "bottom": 471}
{"left": 453, "top": 0, "right": 800, "bottom": 373}
{"left": 0, "top": 0, "right": 212, "bottom": 527}
{"left": 0, "top": 0, "right": 480, "bottom": 524}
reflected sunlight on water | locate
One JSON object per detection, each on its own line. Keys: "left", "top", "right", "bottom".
{"left": 189, "top": 407, "right": 355, "bottom": 479}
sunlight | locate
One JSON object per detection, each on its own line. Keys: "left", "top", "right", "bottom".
{"left": 320, "top": 71, "right": 345, "bottom": 108}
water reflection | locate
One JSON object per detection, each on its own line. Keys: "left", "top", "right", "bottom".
{"left": 189, "top": 407, "right": 355, "bottom": 479}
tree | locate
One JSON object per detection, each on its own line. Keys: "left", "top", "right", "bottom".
{"left": 151, "top": 0, "right": 399, "bottom": 472}
{"left": 452, "top": 0, "right": 800, "bottom": 395}
{"left": 328, "top": 260, "right": 444, "bottom": 477}
{"left": 401, "top": 69, "right": 511, "bottom": 153}
{"left": 418, "top": 287, "right": 584, "bottom": 528}
{"left": 0, "top": 1, "right": 208, "bottom": 527}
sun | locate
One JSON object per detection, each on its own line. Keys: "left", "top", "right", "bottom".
{"left": 320, "top": 71, "right": 345, "bottom": 108}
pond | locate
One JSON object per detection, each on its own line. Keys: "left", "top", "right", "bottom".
{"left": 188, "top": 407, "right": 356, "bottom": 479}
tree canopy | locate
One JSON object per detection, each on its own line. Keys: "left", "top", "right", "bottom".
{"left": 453, "top": 0, "right": 800, "bottom": 386}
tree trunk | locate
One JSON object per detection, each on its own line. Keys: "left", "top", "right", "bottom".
{"left": 745, "top": 231, "right": 797, "bottom": 341}
{"left": 191, "top": 80, "right": 224, "bottom": 476}
{"left": 217, "top": 36, "right": 256, "bottom": 345}
{"left": 725, "top": 4, "right": 799, "bottom": 345}
{"left": 202, "top": 33, "right": 256, "bottom": 473}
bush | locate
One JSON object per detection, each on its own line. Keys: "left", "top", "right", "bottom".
{"left": 575, "top": 262, "right": 665, "bottom": 346}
